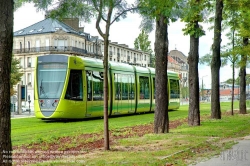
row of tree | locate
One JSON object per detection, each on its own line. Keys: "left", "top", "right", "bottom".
{"left": 1, "top": 0, "right": 250, "bottom": 165}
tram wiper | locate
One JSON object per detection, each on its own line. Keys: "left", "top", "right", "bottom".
{"left": 40, "top": 79, "right": 48, "bottom": 98}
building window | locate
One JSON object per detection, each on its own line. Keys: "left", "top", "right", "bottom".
{"left": 27, "top": 73, "right": 32, "bottom": 86}
{"left": 20, "top": 42, "right": 22, "bottom": 51}
{"left": 46, "top": 39, "right": 49, "bottom": 51}
{"left": 19, "top": 57, "right": 23, "bottom": 68}
{"left": 27, "top": 57, "right": 31, "bottom": 67}
{"left": 28, "top": 41, "right": 31, "bottom": 51}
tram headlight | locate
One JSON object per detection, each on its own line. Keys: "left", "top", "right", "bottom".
{"left": 40, "top": 100, "right": 45, "bottom": 107}
{"left": 52, "top": 100, "right": 58, "bottom": 107}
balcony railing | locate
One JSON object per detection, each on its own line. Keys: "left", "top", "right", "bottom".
{"left": 13, "top": 46, "right": 103, "bottom": 58}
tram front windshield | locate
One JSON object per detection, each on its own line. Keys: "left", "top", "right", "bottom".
{"left": 37, "top": 63, "right": 67, "bottom": 99}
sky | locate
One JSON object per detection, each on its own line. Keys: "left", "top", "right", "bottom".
{"left": 14, "top": 3, "right": 236, "bottom": 89}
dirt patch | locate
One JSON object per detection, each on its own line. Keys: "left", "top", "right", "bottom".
{"left": 13, "top": 118, "right": 186, "bottom": 165}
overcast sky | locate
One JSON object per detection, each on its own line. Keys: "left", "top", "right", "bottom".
{"left": 14, "top": 2, "right": 238, "bottom": 89}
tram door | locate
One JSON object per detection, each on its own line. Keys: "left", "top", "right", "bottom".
{"left": 113, "top": 73, "right": 135, "bottom": 115}
{"left": 169, "top": 79, "right": 180, "bottom": 109}
{"left": 65, "top": 70, "right": 85, "bottom": 117}
{"left": 137, "top": 76, "right": 151, "bottom": 113}
{"left": 85, "top": 70, "right": 104, "bottom": 117}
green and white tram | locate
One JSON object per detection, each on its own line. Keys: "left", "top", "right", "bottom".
{"left": 34, "top": 54, "right": 180, "bottom": 119}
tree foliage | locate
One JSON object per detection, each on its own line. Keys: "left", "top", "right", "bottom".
{"left": 11, "top": 55, "right": 23, "bottom": 96}
{"left": 134, "top": 30, "right": 152, "bottom": 53}
{"left": 133, "top": 30, "right": 154, "bottom": 66}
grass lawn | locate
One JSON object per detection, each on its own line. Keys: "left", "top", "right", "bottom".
{"left": 11, "top": 101, "right": 250, "bottom": 165}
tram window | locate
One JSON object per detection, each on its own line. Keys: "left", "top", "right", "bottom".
{"left": 65, "top": 70, "right": 83, "bottom": 100}
{"left": 114, "top": 73, "right": 135, "bottom": 100}
{"left": 92, "top": 71, "right": 104, "bottom": 101}
{"left": 122, "top": 76, "right": 128, "bottom": 100}
{"left": 170, "top": 79, "right": 180, "bottom": 99}
{"left": 114, "top": 74, "right": 120, "bottom": 100}
{"left": 129, "top": 75, "right": 135, "bottom": 100}
{"left": 139, "top": 76, "right": 149, "bottom": 99}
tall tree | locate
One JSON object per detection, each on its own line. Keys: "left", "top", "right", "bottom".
{"left": 134, "top": 30, "right": 152, "bottom": 53}
{"left": 134, "top": 30, "right": 154, "bottom": 66}
{"left": 220, "top": 0, "right": 237, "bottom": 116}
{"left": 211, "top": 0, "right": 223, "bottom": 119}
{"left": 0, "top": 0, "right": 13, "bottom": 165}
{"left": 138, "top": 0, "right": 181, "bottom": 133}
{"left": 182, "top": 0, "right": 206, "bottom": 126}
{"left": 16, "top": 0, "right": 137, "bottom": 150}
{"left": 237, "top": 1, "right": 250, "bottom": 114}
{"left": 239, "top": 40, "right": 247, "bottom": 114}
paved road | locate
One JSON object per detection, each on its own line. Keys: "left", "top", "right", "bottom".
{"left": 192, "top": 136, "right": 250, "bottom": 166}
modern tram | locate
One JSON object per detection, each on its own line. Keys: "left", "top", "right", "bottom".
{"left": 34, "top": 54, "right": 180, "bottom": 119}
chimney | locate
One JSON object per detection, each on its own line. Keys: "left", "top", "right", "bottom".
{"left": 61, "top": 18, "right": 80, "bottom": 31}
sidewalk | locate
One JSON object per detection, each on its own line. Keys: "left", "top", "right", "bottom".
{"left": 192, "top": 135, "right": 250, "bottom": 166}
{"left": 11, "top": 111, "right": 35, "bottom": 119}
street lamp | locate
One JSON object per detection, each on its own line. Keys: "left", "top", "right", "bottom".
{"left": 201, "top": 75, "right": 208, "bottom": 101}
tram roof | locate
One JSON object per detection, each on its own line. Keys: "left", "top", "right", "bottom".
{"left": 147, "top": 67, "right": 179, "bottom": 78}
{"left": 109, "top": 61, "right": 134, "bottom": 72}
{"left": 78, "top": 56, "right": 104, "bottom": 68}
{"left": 133, "top": 65, "right": 150, "bottom": 74}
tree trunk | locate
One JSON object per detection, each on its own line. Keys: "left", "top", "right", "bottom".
{"left": 0, "top": 0, "right": 13, "bottom": 165}
{"left": 239, "top": 37, "right": 248, "bottom": 114}
{"left": 103, "top": 36, "right": 110, "bottom": 150}
{"left": 231, "top": 62, "right": 235, "bottom": 115}
{"left": 154, "top": 15, "right": 169, "bottom": 133}
{"left": 188, "top": 22, "right": 200, "bottom": 126}
{"left": 211, "top": 0, "right": 223, "bottom": 119}
{"left": 102, "top": 17, "right": 112, "bottom": 151}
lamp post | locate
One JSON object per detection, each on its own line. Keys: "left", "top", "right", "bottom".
{"left": 201, "top": 75, "right": 208, "bottom": 101}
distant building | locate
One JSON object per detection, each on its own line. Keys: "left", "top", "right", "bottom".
{"left": 168, "top": 49, "right": 188, "bottom": 88}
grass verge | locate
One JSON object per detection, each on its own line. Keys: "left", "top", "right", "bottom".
{"left": 12, "top": 101, "right": 250, "bottom": 166}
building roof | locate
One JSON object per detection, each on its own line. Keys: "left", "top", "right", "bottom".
{"left": 14, "top": 18, "right": 79, "bottom": 37}
{"left": 169, "top": 50, "right": 187, "bottom": 63}
{"left": 168, "top": 56, "right": 178, "bottom": 64}
{"left": 220, "top": 89, "right": 240, "bottom": 96}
